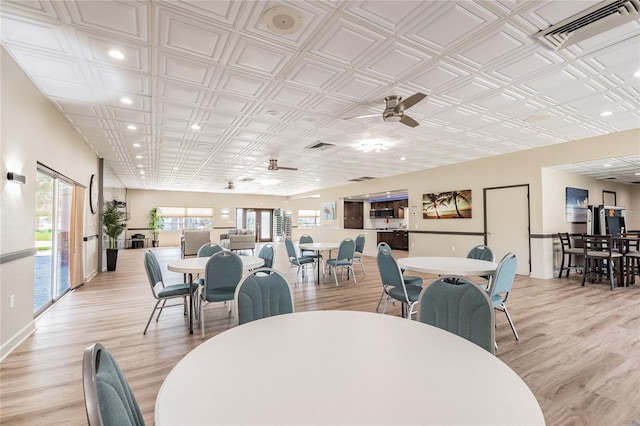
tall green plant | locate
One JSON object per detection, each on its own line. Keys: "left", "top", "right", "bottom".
{"left": 102, "top": 201, "right": 127, "bottom": 249}
{"left": 148, "top": 206, "right": 164, "bottom": 241}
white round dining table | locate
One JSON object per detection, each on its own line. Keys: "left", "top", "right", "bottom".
{"left": 155, "top": 310, "right": 544, "bottom": 425}
{"left": 298, "top": 242, "right": 340, "bottom": 283}
{"left": 397, "top": 256, "right": 498, "bottom": 276}
{"left": 166, "top": 255, "right": 264, "bottom": 334}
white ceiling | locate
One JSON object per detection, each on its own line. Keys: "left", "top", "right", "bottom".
{"left": 1, "top": 0, "right": 639, "bottom": 195}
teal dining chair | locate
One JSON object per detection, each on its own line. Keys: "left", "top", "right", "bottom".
{"left": 418, "top": 277, "right": 495, "bottom": 354}
{"left": 200, "top": 251, "right": 243, "bottom": 338}
{"left": 234, "top": 268, "right": 294, "bottom": 325}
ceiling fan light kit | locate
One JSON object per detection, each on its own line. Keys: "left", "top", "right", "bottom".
{"left": 346, "top": 92, "right": 427, "bottom": 127}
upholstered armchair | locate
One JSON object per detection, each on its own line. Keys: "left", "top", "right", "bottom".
{"left": 220, "top": 229, "right": 256, "bottom": 253}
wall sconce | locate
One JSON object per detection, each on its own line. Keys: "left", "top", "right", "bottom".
{"left": 221, "top": 209, "right": 229, "bottom": 216}
{"left": 7, "top": 172, "right": 26, "bottom": 184}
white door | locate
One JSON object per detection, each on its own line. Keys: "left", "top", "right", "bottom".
{"left": 485, "top": 185, "right": 530, "bottom": 276}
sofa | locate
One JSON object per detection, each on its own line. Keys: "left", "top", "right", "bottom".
{"left": 220, "top": 229, "right": 256, "bottom": 253}
{"left": 181, "top": 230, "right": 211, "bottom": 258}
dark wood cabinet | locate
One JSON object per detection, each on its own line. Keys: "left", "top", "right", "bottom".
{"left": 377, "top": 230, "right": 408, "bottom": 250}
{"left": 344, "top": 201, "right": 363, "bottom": 229}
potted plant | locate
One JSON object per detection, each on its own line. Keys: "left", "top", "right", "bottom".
{"left": 102, "top": 200, "right": 127, "bottom": 271}
{"left": 148, "top": 206, "right": 164, "bottom": 247}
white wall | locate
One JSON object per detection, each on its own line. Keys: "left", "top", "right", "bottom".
{"left": 0, "top": 47, "right": 99, "bottom": 358}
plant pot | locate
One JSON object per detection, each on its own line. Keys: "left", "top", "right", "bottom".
{"left": 106, "top": 249, "right": 118, "bottom": 271}
{"left": 152, "top": 240, "right": 159, "bottom": 247}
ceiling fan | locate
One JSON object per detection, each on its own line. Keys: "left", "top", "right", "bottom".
{"left": 224, "top": 181, "right": 235, "bottom": 190}
{"left": 268, "top": 159, "right": 298, "bottom": 171}
{"left": 344, "top": 92, "right": 427, "bottom": 127}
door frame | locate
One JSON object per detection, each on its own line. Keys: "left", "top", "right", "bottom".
{"left": 483, "top": 184, "right": 531, "bottom": 275}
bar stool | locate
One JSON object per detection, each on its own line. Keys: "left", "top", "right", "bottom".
{"left": 581, "top": 235, "right": 624, "bottom": 291}
{"left": 558, "top": 233, "right": 582, "bottom": 278}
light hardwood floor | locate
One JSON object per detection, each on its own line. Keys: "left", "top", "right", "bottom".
{"left": 1, "top": 244, "right": 639, "bottom": 425}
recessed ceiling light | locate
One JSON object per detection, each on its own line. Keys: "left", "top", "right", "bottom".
{"left": 173, "top": 167, "right": 178, "bottom": 170}
{"left": 140, "top": 170, "right": 145, "bottom": 174}
{"left": 603, "top": 164, "right": 612, "bottom": 167}
{"left": 120, "top": 97, "right": 132, "bottom": 104}
{"left": 266, "top": 110, "right": 279, "bottom": 116}
{"left": 400, "top": 157, "right": 406, "bottom": 161}
{"left": 108, "top": 49, "right": 125, "bottom": 59}
{"left": 600, "top": 111, "right": 612, "bottom": 117}
{"left": 135, "top": 155, "right": 142, "bottom": 159}
{"left": 132, "top": 143, "right": 141, "bottom": 148}
{"left": 635, "top": 172, "right": 640, "bottom": 176}
{"left": 127, "top": 124, "right": 137, "bottom": 130}
{"left": 635, "top": 70, "right": 640, "bottom": 78}
{"left": 137, "top": 164, "right": 143, "bottom": 168}
{"left": 190, "top": 123, "right": 201, "bottom": 130}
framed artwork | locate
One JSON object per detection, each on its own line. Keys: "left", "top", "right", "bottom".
{"left": 321, "top": 201, "right": 336, "bottom": 220}
{"left": 422, "top": 190, "right": 472, "bottom": 219}
{"left": 565, "top": 187, "right": 589, "bottom": 223}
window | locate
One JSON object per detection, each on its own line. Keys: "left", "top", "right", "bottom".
{"left": 298, "top": 209, "right": 320, "bottom": 229}
{"left": 158, "top": 207, "right": 213, "bottom": 231}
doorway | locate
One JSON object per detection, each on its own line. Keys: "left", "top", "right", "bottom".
{"left": 484, "top": 185, "right": 531, "bottom": 276}
{"left": 34, "top": 168, "right": 74, "bottom": 315}
{"left": 237, "top": 208, "right": 273, "bottom": 242}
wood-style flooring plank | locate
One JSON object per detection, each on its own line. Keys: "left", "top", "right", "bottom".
{"left": 1, "top": 245, "right": 639, "bottom": 425}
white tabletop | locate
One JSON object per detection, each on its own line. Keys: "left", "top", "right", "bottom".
{"left": 298, "top": 242, "right": 340, "bottom": 251}
{"left": 155, "top": 310, "right": 544, "bottom": 425}
{"left": 167, "top": 255, "right": 264, "bottom": 274}
{"left": 397, "top": 256, "right": 498, "bottom": 276}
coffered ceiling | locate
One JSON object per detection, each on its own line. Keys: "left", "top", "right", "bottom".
{"left": 1, "top": 0, "right": 639, "bottom": 195}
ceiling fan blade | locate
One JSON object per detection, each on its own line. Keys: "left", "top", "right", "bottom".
{"left": 278, "top": 166, "right": 298, "bottom": 171}
{"left": 396, "top": 92, "right": 427, "bottom": 111}
{"left": 343, "top": 114, "right": 379, "bottom": 120}
{"left": 399, "top": 115, "right": 420, "bottom": 127}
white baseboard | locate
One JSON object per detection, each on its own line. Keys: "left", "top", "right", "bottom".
{"left": 0, "top": 321, "right": 36, "bottom": 361}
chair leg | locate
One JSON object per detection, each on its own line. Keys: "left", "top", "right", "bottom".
{"left": 201, "top": 302, "right": 205, "bottom": 339}
{"left": 559, "top": 253, "right": 566, "bottom": 278}
{"left": 375, "top": 289, "right": 385, "bottom": 312}
{"left": 381, "top": 295, "right": 391, "bottom": 314}
{"left": 333, "top": 267, "right": 339, "bottom": 287}
{"left": 581, "top": 257, "right": 588, "bottom": 286}
{"left": 143, "top": 300, "right": 161, "bottom": 334}
{"left": 156, "top": 299, "right": 167, "bottom": 322}
{"left": 350, "top": 265, "right": 357, "bottom": 284}
{"left": 500, "top": 304, "right": 519, "bottom": 341}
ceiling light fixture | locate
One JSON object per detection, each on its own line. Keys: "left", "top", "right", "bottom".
{"left": 400, "top": 157, "right": 406, "bottom": 161}
{"left": 600, "top": 111, "right": 612, "bottom": 117}
{"left": 603, "top": 164, "right": 612, "bottom": 167}
{"left": 634, "top": 70, "right": 640, "bottom": 78}
{"left": 262, "top": 6, "right": 304, "bottom": 35}
{"left": 132, "top": 143, "right": 141, "bottom": 148}
{"left": 108, "top": 49, "right": 125, "bottom": 59}
{"left": 190, "top": 123, "right": 201, "bottom": 130}
{"left": 120, "top": 97, "right": 132, "bottom": 104}
{"left": 127, "top": 124, "right": 137, "bottom": 130}
{"left": 356, "top": 139, "right": 389, "bottom": 153}
{"left": 135, "top": 155, "right": 142, "bottom": 159}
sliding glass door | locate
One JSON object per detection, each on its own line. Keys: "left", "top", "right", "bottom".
{"left": 34, "top": 168, "right": 73, "bottom": 315}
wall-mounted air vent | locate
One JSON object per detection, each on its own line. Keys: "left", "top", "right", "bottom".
{"left": 306, "top": 141, "right": 336, "bottom": 151}
{"left": 535, "top": 0, "right": 640, "bottom": 50}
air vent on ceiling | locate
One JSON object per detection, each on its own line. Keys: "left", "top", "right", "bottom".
{"left": 535, "top": 0, "right": 640, "bottom": 50}
{"left": 349, "top": 176, "right": 376, "bottom": 182}
{"left": 306, "top": 141, "right": 336, "bottom": 150}
{"left": 604, "top": 177, "right": 618, "bottom": 179}
{"left": 632, "top": 181, "right": 640, "bottom": 184}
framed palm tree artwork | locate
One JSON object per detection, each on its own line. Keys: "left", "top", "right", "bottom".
{"left": 422, "top": 190, "right": 472, "bottom": 219}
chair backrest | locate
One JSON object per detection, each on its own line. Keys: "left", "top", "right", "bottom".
{"left": 582, "top": 234, "right": 613, "bottom": 256}
{"left": 467, "top": 245, "right": 494, "bottom": 262}
{"left": 488, "top": 252, "right": 518, "bottom": 302}
{"left": 234, "top": 268, "right": 294, "bottom": 325}
{"left": 143, "top": 250, "right": 164, "bottom": 298}
{"left": 197, "top": 243, "right": 223, "bottom": 257}
{"left": 299, "top": 234, "right": 314, "bottom": 244}
{"left": 204, "top": 251, "right": 243, "bottom": 301}
{"left": 377, "top": 242, "right": 392, "bottom": 254}
{"left": 336, "top": 238, "right": 356, "bottom": 261}
{"left": 83, "top": 343, "right": 145, "bottom": 426}
{"left": 284, "top": 237, "right": 300, "bottom": 262}
{"left": 558, "top": 232, "right": 573, "bottom": 251}
{"left": 258, "top": 244, "right": 275, "bottom": 268}
{"left": 376, "top": 249, "right": 408, "bottom": 298}
{"left": 355, "top": 234, "right": 366, "bottom": 253}
{"left": 418, "top": 278, "right": 495, "bottom": 354}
